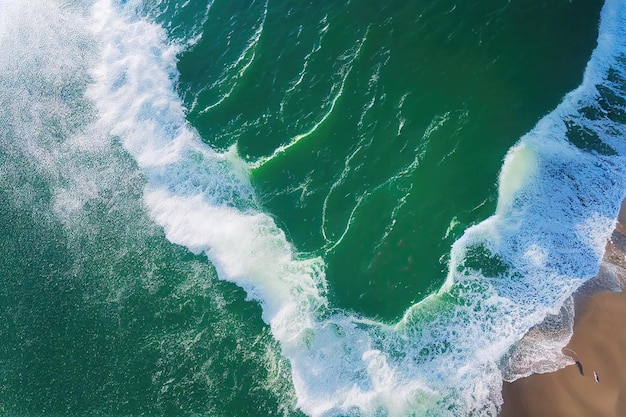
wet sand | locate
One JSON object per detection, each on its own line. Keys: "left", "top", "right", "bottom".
{"left": 501, "top": 199, "right": 626, "bottom": 417}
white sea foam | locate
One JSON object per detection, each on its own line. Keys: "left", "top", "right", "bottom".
{"left": 81, "top": 0, "right": 626, "bottom": 416}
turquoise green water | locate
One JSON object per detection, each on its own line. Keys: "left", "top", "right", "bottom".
{"left": 2, "top": 0, "right": 626, "bottom": 416}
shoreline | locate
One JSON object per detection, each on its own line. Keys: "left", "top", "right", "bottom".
{"left": 500, "top": 199, "right": 626, "bottom": 417}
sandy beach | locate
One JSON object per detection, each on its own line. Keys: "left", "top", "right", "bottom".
{"left": 501, "top": 199, "right": 626, "bottom": 417}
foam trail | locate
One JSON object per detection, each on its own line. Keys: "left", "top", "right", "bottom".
{"left": 85, "top": 0, "right": 626, "bottom": 416}
{"left": 320, "top": 141, "right": 368, "bottom": 244}
{"left": 321, "top": 109, "right": 450, "bottom": 253}
{"left": 252, "top": 30, "right": 369, "bottom": 168}
{"left": 197, "top": 0, "right": 267, "bottom": 114}
{"left": 279, "top": 27, "right": 327, "bottom": 117}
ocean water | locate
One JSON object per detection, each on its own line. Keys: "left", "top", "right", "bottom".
{"left": 1, "top": 0, "right": 626, "bottom": 416}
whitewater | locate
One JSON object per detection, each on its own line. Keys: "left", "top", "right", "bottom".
{"left": 1, "top": 0, "right": 626, "bottom": 416}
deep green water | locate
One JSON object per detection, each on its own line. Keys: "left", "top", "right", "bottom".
{"left": 2, "top": 0, "right": 626, "bottom": 416}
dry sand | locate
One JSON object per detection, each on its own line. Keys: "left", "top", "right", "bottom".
{"left": 501, "top": 199, "right": 626, "bottom": 417}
